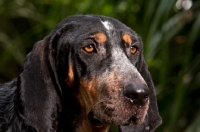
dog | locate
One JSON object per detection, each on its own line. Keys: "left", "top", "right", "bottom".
{"left": 0, "top": 15, "right": 162, "bottom": 132}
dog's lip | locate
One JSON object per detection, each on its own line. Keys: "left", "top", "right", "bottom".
{"left": 88, "top": 111, "right": 138, "bottom": 126}
{"left": 130, "top": 114, "right": 145, "bottom": 125}
{"left": 89, "top": 116, "right": 104, "bottom": 127}
{"left": 121, "top": 115, "right": 143, "bottom": 126}
{"left": 88, "top": 114, "right": 132, "bottom": 126}
{"left": 120, "top": 118, "right": 132, "bottom": 126}
{"left": 88, "top": 111, "right": 105, "bottom": 127}
{"left": 88, "top": 105, "right": 146, "bottom": 126}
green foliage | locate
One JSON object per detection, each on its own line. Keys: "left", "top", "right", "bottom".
{"left": 0, "top": 0, "right": 200, "bottom": 131}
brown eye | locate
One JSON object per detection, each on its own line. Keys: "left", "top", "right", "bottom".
{"left": 83, "top": 44, "right": 95, "bottom": 53}
{"left": 130, "top": 46, "right": 137, "bottom": 55}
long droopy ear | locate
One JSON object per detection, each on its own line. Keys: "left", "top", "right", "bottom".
{"left": 14, "top": 39, "right": 62, "bottom": 131}
{"left": 119, "top": 56, "right": 162, "bottom": 132}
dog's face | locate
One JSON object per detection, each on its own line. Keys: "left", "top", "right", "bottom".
{"left": 15, "top": 15, "right": 161, "bottom": 131}
{"left": 54, "top": 15, "right": 149, "bottom": 126}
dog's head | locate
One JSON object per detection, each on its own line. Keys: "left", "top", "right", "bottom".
{"left": 15, "top": 15, "right": 162, "bottom": 131}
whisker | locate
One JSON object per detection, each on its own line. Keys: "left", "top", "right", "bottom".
{"left": 93, "top": 97, "right": 108, "bottom": 107}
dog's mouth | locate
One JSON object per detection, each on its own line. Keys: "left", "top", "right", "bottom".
{"left": 88, "top": 107, "right": 147, "bottom": 127}
{"left": 88, "top": 114, "right": 143, "bottom": 127}
{"left": 88, "top": 112, "right": 105, "bottom": 127}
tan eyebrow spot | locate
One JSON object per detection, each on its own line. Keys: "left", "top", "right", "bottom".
{"left": 123, "top": 33, "right": 132, "bottom": 45}
{"left": 93, "top": 32, "right": 106, "bottom": 43}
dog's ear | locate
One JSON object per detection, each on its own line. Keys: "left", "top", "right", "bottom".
{"left": 119, "top": 55, "right": 162, "bottom": 131}
{"left": 14, "top": 21, "right": 79, "bottom": 131}
{"left": 14, "top": 37, "right": 63, "bottom": 131}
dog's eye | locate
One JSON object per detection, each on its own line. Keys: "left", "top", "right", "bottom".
{"left": 83, "top": 44, "right": 95, "bottom": 53}
{"left": 130, "top": 45, "right": 137, "bottom": 55}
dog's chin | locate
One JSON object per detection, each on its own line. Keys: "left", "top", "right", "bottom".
{"left": 88, "top": 111, "right": 146, "bottom": 127}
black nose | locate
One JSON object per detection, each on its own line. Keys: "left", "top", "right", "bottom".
{"left": 124, "top": 83, "right": 149, "bottom": 106}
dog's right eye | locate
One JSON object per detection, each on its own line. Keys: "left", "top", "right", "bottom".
{"left": 83, "top": 44, "right": 95, "bottom": 53}
{"left": 130, "top": 45, "right": 138, "bottom": 55}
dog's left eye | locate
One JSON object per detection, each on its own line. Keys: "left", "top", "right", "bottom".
{"left": 130, "top": 45, "right": 137, "bottom": 55}
{"left": 83, "top": 44, "right": 95, "bottom": 53}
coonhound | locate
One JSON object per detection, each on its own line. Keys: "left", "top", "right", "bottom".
{"left": 0, "top": 15, "right": 162, "bottom": 132}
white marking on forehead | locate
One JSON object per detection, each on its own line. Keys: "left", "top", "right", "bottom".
{"left": 101, "top": 20, "right": 113, "bottom": 30}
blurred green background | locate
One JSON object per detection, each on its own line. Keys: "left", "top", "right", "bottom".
{"left": 0, "top": 0, "right": 200, "bottom": 131}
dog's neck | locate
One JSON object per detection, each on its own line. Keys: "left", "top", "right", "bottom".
{"left": 76, "top": 122, "right": 110, "bottom": 132}
{"left": 76, "top": 115, "right": 110, "bottom": 132}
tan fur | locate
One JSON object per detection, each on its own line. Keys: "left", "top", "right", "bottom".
{"left": 93, "top": 32, "right": 107, "bottom": 44}
{"left": 78, "top": 78, "right": 98, "bottom": 114}
{"left": 122, "top": 33, "right": 132, "bottom": 45}
{"left": 77, "top": 77, "right": 110, "bottom": 132}
{"left": 68, "top": 64, "right": 74, "bottom": 84}
{"left": 65, "top": 64, "right": 74, "bottom": 86}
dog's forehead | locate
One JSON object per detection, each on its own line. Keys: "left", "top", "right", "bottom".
{"left": 52, "top": 15, "right": 140, "bottom": 47}
{"left": 94, "top": 15, "right": 130, "bottom": 32}
{"left": 100, "top": 20, "right": 114, "bottom": 31}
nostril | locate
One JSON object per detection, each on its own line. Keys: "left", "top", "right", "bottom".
{"left": 124, "top": 91, "right": 138, "bottom": 99}
{"left": 144, "top": 94, "right": 149, "bottom": 99}
{"left": 124, "top": 84, "right": 149, "bottom": 106}
{"left": 132, "top": 93, "right": 139, "bottom": 99}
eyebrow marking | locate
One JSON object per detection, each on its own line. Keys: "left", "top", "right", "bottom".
{"left": 93, "top": 32, "right": 106, "bottom": 43}
{"left": 101, "top": 21, "right": 113, "bottom": 30}
{"left": 122, "top": 33, "right": 132, "bottom": 45}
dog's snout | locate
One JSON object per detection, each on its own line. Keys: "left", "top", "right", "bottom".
{"left": 124, "top": 84, "right": 149, "bottom": 106}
